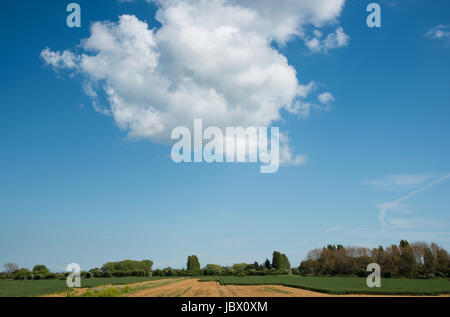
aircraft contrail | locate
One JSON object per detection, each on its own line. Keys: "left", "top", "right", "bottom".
{"left": 378, "top": 173, "right": 450, "bottom": 230}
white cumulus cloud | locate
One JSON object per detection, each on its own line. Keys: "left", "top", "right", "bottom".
{"left": 426, "top": 24, "right": 450, "bottom": 42}
{"left": 41, "top": 0, "right": 346, "bottom": 166}
{"left": 318, "top": 92, "right": 335, "bottom": 104}
{"left": 304, "top": 27, "right": 350, "bottom": 53}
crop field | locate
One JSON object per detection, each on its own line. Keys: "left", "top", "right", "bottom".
{"left": 0, "top": 276, "right": 172, "bottom": 297}
{"left": 200, "top": 276, "right": 450, "bottom": 295}
{"left": 1, "top": 276, "right": 449, "bottom": 297}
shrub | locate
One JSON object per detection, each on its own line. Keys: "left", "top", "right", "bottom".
{"left": 113, "top": 270, "right": 128, "bottom": 277}
{"left": 34, "top": 274, "right": 43, "bottom": 280}
{"left": 291, "top": 268, "right": 300, "bottom": 275}
{"left": 102, "top": 270, "right": 112, "bottom": 278}
{"left": 258, "top": 268, "right": 269, "bottom": 276}
{"left": 153, "top": 269, "right": 162, "bottom": 276}
{"left": 163, "top": 268, "right": 175, "bottom": 276}
{"left": 46, "top": 273, "right": 57, "bottom": 279}
{"left": 84, "top": 287, "right": 120, "bottom": 297}
{"left": 237, "top": 272, "right": 246, "bottom": 277}
{"left": 13, "top": 269, "right": 30, "bottom": 280}
{"left": 175, "top": 270, "right": 183, "bottom": 276}
{"left": 383, "top": 271, "right": 392, "bottom": 278}
{"left": 427, "top": 273, "right": 436, "bottom": 279}
{"left": 85, "top": 272, "right": 92, "bottom": 278}
{"left": 247, "top": 269, "right": 258, "bottom": 276}
{"left": 131, "top": 269, "right": 146, "bottom": 277}
{"left": 357, "top": 269, "right": 367, "bottom": 278}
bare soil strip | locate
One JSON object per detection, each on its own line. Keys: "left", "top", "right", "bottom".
{"left": 129, "top": 278, "right": 199, "bottom": 297}
{"left": 186, "top": 281, "right": 329, "bottom": 297}
{"left": 130, "top": 279, "right": 329, "bottom": 297}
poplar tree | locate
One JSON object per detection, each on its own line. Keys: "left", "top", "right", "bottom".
{"left": 187, "top": 255, "right": 200, "bottom": 272}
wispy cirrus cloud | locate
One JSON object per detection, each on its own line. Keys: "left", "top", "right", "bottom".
{"left": 387, "top": 218, "right": 448, "bottom": 230}
{"left": 377, "top": 173, "right": 450, "bottom": 230}
{"left": 363, "top": 173, "right": 434, "bottom": 191}
{"left": 325, "top": 226, "right": 345, "bottom": 233}
{"left": 381, "top": 0, "right": 398, "bottom": 7}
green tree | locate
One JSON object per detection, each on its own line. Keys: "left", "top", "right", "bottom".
{"left": 203, "top": 264, "right": 223, "bottom": 276}
{"left": 32, "top": 265, "right": 49, "bottom": 277}
{"left": 32, "top": 265, "right": 47, "bottom": 272}
{"left": 245, "top": 262, "right": 260, "bottom": 271}
{"left": 399, "top": 243, "right": 415, "bottom": 277}
{"left": 153, "top": 269, "right": 163, "bottom": 276}
{"left": 298, "top": 259, "right": 318, "bottom": 275}
{"left": 13, "top": 268, "right": 30, "bottom": 280}
{"left": 400, "top": 239, "right": 410, "bottom": 248}
{"left": 272, "top": 251, "right": 282, "bottom": 270}
{"left": 272, "top": 251, "right": 291, "bottom": 271}
{"left": 102, "top": 260, "right": 153, "bottom": 275}
{"left": 232, "top": 263, "right": 247, "bottom": 274}
{"left": 187, "top": 255, "right": 200, "bottom": 272}
{"left": 282, "top": 254, "right": 291, "bottom": 270}
{"left": 162, "top": 267, "right": 175, "bottom": 276}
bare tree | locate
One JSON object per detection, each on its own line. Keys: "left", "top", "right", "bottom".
{"left": 4, "top": 263, "right": 19, "bottom": 274}
{"left": 411, "top": 242, "right": 428, "bottom": 264}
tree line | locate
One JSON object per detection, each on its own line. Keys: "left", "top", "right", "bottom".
{"left": 2, "top": 241, "right": 449, "bottom": 280}
{"left": 0, "top": 260, "right": 154, "bottom": 281}
{"left": 153, "top": 251, "right": 292, "bottom": 277}
{"left": 299, "top": 240, "right": 449, "bottom": 278}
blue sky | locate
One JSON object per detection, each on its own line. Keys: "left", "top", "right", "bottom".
{"left": 1, "top": 0, "right": 450, "bottom": 271}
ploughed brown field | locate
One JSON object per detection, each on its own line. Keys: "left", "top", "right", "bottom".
{"left": 128, "top": 279, "right": 328, "bottom": 297}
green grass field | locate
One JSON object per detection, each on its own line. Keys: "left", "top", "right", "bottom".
{"left": 200, "top": 276, "right": 450, "bottom": 295}
{"left": 0, "top": 276, "right": 172, "bottom": 297}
